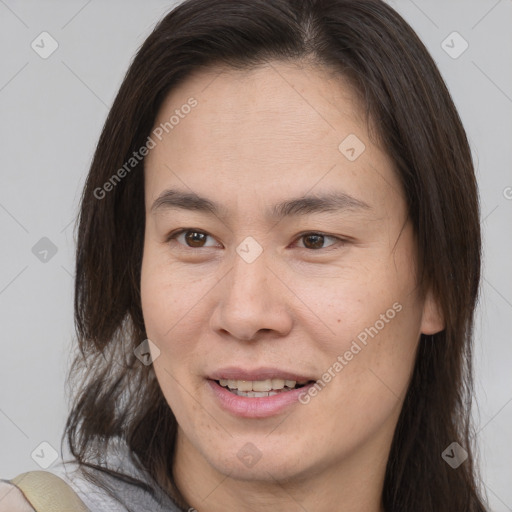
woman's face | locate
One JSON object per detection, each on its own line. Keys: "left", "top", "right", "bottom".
{"left": 141, "top": 61, "right": 443, "bottom": 486}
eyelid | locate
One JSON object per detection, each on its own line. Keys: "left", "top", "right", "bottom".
{"left": 166, "top": 228, "right": 223, "bottom": 248}
{"left": 291, "top": 231, "right": 347, "bottom": 250}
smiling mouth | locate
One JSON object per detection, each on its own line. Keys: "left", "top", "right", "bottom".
{"left": 215, "top": 378, "right": 313, "bottom": 397}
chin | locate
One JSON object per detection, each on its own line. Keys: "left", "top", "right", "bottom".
{"left": 201, "top": 438, "right": 312, "bottom": 483}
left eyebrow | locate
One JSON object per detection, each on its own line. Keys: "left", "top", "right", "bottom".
{"left": 269, "top": 191, "right": 372, "bottom": 219}
{"left": 150, "top": 188, "right": 372, "bottom": 220}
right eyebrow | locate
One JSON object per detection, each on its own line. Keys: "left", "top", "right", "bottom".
{"left": 150, "top": 189, "right": 228, "bottom": 217}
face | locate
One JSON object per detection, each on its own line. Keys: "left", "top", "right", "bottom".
{"left": 140, "top": 61, "right": 443, "bottom": 488}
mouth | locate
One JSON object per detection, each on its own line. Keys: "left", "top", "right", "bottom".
{"left": 213, "top": 378, "right": 314, "bottom": 397}
{"left": 205, "top": 368, "right": 317, "bottom": 418}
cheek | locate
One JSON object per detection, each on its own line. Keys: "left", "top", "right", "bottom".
{"left": 289, "top": 248, "right": 422, "bottom": 419}
{"left": 316, "top": 297, "right": 420, "bottom": 424}
{"left": 141, "top": 243, "right": 209, "bottom": 344}
{"left": 296, "top": 305, "right": 420, "bottom": 467}
{"left": 140, "top": 251, "right": 205, "bottom": 422}
{"left": 281, "top": 254, "right": 414, "bottom": 353}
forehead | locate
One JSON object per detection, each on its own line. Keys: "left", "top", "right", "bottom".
{"left": 144, "top": 61, "right": 403, "bottom": 217}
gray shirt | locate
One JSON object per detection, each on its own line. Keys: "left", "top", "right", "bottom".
{"left": 3, "top": 437, "right": 185, "bottom": 512}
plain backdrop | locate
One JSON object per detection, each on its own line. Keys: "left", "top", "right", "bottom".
{"left": 0, "top": 0, "right": 511, "bottom": 510}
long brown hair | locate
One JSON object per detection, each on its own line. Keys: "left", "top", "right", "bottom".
{"left": 64, "top": 0, "right": 487, "bottom": 510}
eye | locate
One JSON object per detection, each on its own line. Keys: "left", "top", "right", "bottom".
{"left": 294, "top": 232, "right": 342, "bottom": 250}
{"left": 167, "top": 229, "right": 221, "bottom": 249}
{"left": 166, "top": 229, "right": 344, "bottom": 251}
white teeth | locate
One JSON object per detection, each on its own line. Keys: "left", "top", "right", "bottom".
{"left": 232, "top": 390, "right": 280, "bottom": 397}
{"left": 217, "top": 378, "right": 307, "bottom": 392}
{"left": 252, "top": 379, "right": 272, "bottom": 392}
{"left": 271, "top": 378, "right": 285, "bottom": 389}
{"left": 237, "top": 380, "right": 253, "bottom": 392}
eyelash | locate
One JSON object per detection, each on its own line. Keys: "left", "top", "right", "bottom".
{"left": 165, "top": 228, "right": 346, "bottom": 251}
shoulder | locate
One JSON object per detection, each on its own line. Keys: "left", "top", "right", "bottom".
{"left": 0, "top": 481, "right": 36, "bottom": 512}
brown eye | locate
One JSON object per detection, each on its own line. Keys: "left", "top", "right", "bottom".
{"left": 295, "top": 232, "right": 341, "bottom": 250}
{"left": 168, "top": 229, "right": 220, "bottom": 249}
{"left": 184, "top": 230, "right": 208, "bottom": 247}
{"left": 302, "top": 233, "right": 325, "bottom": 249}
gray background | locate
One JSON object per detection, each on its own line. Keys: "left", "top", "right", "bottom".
{"left": 0, "top": 0, "right": 511, "bottom": 510}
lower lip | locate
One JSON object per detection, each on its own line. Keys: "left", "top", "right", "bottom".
{"left": 207, "top": 379, "right": 315, "bottom": 418}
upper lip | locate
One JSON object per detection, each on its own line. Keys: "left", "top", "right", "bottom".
{"left": 208, "top": 367, "right": 316, "bottom": 382}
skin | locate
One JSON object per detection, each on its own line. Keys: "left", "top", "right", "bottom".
{"left": 141, "top": 60, "right": 444, "bottom": 512}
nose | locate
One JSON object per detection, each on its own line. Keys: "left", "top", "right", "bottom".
{"left": 209, "top": 249, "right": 293, "bottom": 342}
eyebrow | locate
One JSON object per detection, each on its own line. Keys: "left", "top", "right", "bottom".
{"left": 150, "top": 188, "right": 371, "bottom": 219}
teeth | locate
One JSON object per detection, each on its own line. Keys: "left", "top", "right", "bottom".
{"left": 252, "top": 379, "right": 272, "bottom": 392}
{"left": 233, "top": 390, "right": 280, "bottom": 397}
{"left": 237, "top": 380, "right": 253, "bottom": 392}
{"left": 271, "top": 378, "right": 285, "bottom": 390}
{"left": 217, "top": 378, "right": 308, "bottom": 391}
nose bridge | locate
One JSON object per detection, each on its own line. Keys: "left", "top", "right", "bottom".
{"left": 227, "top": 244, "right": 272, "bottom": 306}
{"left": 211, "top": 242, "right": 292, "bottom": 340}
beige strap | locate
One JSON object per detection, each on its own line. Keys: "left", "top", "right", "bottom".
{"left": 10, "top": 471, "right": 90, "bottom": 512}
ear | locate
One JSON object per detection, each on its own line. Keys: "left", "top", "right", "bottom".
{"left": 420, "top": 288, "right": 445, "bottom": 335}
